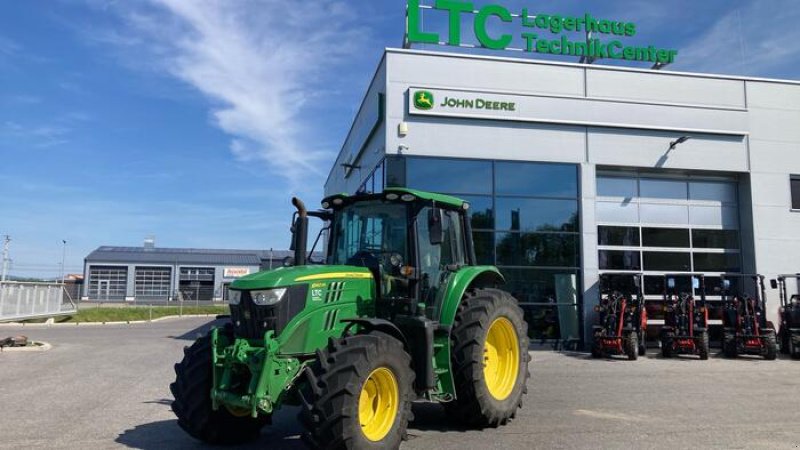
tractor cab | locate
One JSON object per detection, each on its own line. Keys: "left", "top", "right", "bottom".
{"left": 316, "top": 188, "right": 474, "bottom": 320}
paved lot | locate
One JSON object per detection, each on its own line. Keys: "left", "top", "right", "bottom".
{"left": 2, "top": 318, "right": 800, "bottom": 449}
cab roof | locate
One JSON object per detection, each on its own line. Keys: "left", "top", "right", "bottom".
{"left": 322, "top": 188, "right": 468, "bottom": 210}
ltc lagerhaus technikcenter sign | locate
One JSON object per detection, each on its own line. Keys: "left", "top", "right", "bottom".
{"left": 407, "top": 0, "right": 679, "bottom": 65}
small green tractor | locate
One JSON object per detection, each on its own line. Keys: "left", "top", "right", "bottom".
{"left": 170, "top": 188, "right": 530, "bottom": 448}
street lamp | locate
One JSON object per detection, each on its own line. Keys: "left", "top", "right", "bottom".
{"left": 60, "top": 240, "right": 67, "bottom": 284}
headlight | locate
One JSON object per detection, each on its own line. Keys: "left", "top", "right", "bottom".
{"left": 228, "top": 290, "right": 242, "bottom": 305}
{"left": 251, "top": 288, "right": 287, "bottom": 306}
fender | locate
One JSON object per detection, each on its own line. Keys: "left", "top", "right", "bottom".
{"left": 437, "top": 266, "right": 506, "bottom": 326}
{"left": 340, "top": 318, "right": 408, "bottom": 348}
{"left": 432, "top": 266, "right": 505, "bottom": 399}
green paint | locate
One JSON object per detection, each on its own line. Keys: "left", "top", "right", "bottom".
{"left": 413, "top": 90, "right": 435, "bottom": 110}
{"left": 407, "top": 0, "right": 438, "bottom": 44}
{"left": 406, "top": 1, "right": 678, "bottom": 63}
{"left": 475, "top": 4, "right": 513, "bottom": 50}
{"left": 436, "top": 0, "right": 473, "bottom": 46}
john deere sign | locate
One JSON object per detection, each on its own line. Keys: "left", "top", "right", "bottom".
{"left": 413, "top": 91, "right": 435, "bottom": 110}
{"left": 407, "top": 0, "right": 678, "bottom": 65}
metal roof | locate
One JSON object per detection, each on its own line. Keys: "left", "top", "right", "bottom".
{"left": 85, "top": 246, "right": 300, "bottom": 266}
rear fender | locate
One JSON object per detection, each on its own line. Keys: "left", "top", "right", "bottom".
{"left": 433, "top": 267, "right": 505, "bottom": 400}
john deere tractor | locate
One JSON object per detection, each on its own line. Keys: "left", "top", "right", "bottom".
{"left": 170, "top": 188, "right": 530, "bottom": 449}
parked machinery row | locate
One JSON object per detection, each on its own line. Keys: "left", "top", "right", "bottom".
{"left": 592, "top": 273, "right": 799, "bottom": 361}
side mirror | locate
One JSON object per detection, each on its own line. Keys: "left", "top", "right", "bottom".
{"left": 667, "top": 278, "right": 676, "bottom": 289}
{"left": 770, "top": 279, "right": 778, "bottom": 289}
{"left": 428, "top": 208, "right": 444, "bottom": 245}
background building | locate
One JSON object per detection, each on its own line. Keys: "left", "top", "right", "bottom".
{"left": 326, "top": 48, "right": 800, "bottom": 345}
{"left": 83, "top": 241, "right": 304, "bottom": 302}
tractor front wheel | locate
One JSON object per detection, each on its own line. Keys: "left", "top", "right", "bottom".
{"left": 445, "top": 288, "right": 529, "bottom": 428}
{"left": 170, "top": 333, "right": 268, "bottom": 445}
{"left": 299, "top": 332, "right": 414, "bottom": 449}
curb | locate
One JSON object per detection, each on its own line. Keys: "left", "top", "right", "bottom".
{"left": 0, "top": 341, "right": 52, "bottom": 352}
{"left": 0, "top": 314, "right": 222, "bottom": 328}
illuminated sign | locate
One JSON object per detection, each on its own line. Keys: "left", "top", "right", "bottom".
{"left": 406, "top": 1, "right": 678, "bottom": 65}
{"left": 223, "top": 267, "right": 251, "bottom": 278}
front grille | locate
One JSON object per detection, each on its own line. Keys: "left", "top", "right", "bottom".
{"left": 230, "top": 285, "right": 308, "bottom": 340}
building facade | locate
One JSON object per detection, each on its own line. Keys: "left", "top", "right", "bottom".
{"left": 325, "top": 49, "right": 800, "bottom": 344}
{"left": 82, "top": 246, "right": 297, "bottom": 302}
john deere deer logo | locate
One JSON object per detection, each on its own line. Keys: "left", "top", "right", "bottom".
{"left": 413, "top": 91, "right": 434, "bottom": 110}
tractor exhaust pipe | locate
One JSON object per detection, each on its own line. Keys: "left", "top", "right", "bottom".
{"left": 291, "top": 197, "right": 308, "bottom": 266}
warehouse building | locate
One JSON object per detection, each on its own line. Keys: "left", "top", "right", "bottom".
{"left": 82, "top": 242, "right": 300, "bottom": 302}
{"left": 325, "top": 47, "right": 800, "bottom": 345}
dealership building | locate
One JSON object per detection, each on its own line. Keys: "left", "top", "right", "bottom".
{"left": 82, "top": 242, "right": 299, "bottom": 302}
{"left": 325, "top": 47, "right": 800, "bottom": 344}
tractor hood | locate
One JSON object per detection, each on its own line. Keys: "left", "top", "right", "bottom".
{"left": 230, "top": 265, "right": 373, "bottom": 290}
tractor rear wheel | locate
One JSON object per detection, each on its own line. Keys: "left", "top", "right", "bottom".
{"left": 698, "top": 331, "right": 710, "bottom": 360}
{"left": 299, "top": 332, "right": 414, "bottom": 449}
{"left": 445, "top": 288, "right": 529, "bottom": 428}
{"left": 170, "top": 333, "right": 268, "bottom": 445}
{"left": 764, "top": 330, "right": 778, "bottom": 360}
{"left": 625, "top": 332, "right": 638, "bottom": 361}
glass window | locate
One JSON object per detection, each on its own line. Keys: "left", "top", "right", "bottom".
{"left": 693, "top": 253, "right": 741, "bottom": 272}
{"left": 459, "top": 195, "right": 494, "bottom": 230}
{"left": 596, "top": 200, "right": 639, "bottom": 223}
{"left": 598, "top": 226, "right": 640, "bottom": 246}
{"left": 499, "top": 268, "right": 580, "bottom": 305}
{"left": 495, "top": 197, "right": 578, "bottom": 232}
{"left": 495, "top": 162, "right": 578, "bottom": 198}
{"left": 791, "top": 176, "right": 800, "bottom": 210}
{"left": 472, "top": 232, "right": 495, "bottom": 265}
{"left": 640, "top": 203, "right": 689, "bottom": 225}
{"left": 642, "top": 251, "right": 691, "bottom": 271}
{"left": 385, "top": 156, "right": 405, "bottom": 188}
{"left": 639, "top": 178, "right": 688, "bottom": 200}
{"left": 689, "top": 181, "right": 737, "bottom": 203}
{"left": 641, "top": 228, "right": 690, "bottom": 248}
{"left": 418, "top": 208, "right": 466, "bottom": 304}
{"left": 406, "top": 158, "right": 492, "bottom": 195}
{"left": 135, "top": 267, "right": 171, "bottom": 298}
{"left": 597, "top": 176, "right": 637, "bottom": 198}
{"left": 689, "top": 205, "right": 739, "bottom": 228}
{"left": 692, "top": 229, "right": 740, "bottom": 249}
{"left": 599, "top": 250, "right": 641, "bottom": 271}
{"left": 496, "top": 233, "right": 578, "bottom": 267}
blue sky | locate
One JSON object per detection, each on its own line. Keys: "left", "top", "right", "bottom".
{"left": 1, "top": 0, "right": 798, "bottom": 278}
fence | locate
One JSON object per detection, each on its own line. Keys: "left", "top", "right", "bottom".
{"left": 0, "top": 282, "right": 77, "bottom": 322}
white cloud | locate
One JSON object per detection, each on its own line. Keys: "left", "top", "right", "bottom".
{"left": 674, "top": 1, "right": 800, "bottom": 77}
{"left": 95, "top": 0, "right": 370, "bottom": 191}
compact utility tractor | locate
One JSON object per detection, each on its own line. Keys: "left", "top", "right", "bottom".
{"left": 720, "top": 274, "right": 777, "bottom": 360}
{"left": 170, "top": 189, "right": 530, "bottom": 449}
{"left": 660, "top": 274, "right": 710, "bottom": 360}
{"left": 773, "top": 274, "right": 800, "bottom": 358}
{"left": 591, "top": 274, "right": 647, "bottom": 360}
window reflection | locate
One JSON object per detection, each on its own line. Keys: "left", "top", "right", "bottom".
{"left": 406, "top": 158, "right": 492, "bottom": 194}
{"left": 495, "top": 162, "right": 578, "bottom": 198}
{"left": 496, "top": 232, "right": 578, "bottom": 267}
{"left": 495, "top": 197, "right": 579, "bottom": 232}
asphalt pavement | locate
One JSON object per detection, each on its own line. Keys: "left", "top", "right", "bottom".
{"left": 1, "top": 318, "right": 800, "bottom": 449}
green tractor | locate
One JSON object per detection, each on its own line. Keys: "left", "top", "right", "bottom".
{"left": 170, "top": 188, "right": 530, "bottom": 448}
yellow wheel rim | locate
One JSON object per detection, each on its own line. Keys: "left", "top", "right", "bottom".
{"left": 358, "top": 367, "right": 399, "bottom": 442}
{"left": 483, "top": 317, "right": 520, "bottom": 400}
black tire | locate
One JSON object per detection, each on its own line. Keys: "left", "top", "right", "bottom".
{"left": 637, "top": 331, "right": 647, "bottom": 357}
{"left": 170, "top": 333, "right": 267, "bottom": 445}
{"left": 791, "top": 333, "right": 800, "bottom": 360}
{"left": 661, "top": 337, "right": 673, "bottom": 358}
{"left": 779, "top": 327, "right": 790, "bottom": 354}
{"left": 764, "top": 330, "right": 778, "bottom": 360}
{"left": 625, "top": 332, "right": 638, "bottom": 361}
{"left": 590, "top": 342, "right": 602, "bottom": 358}
{"left": 445, "top": 288, "right": 529, "bottom": 428}
{"left": 298, "top": 332, "right": 414, "bottom": 449}
{"left": 698, "top": 331, "right": 710, "bottom": 360}
{"left": 722, "top": 333, "right": 738, "bottom": 358}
